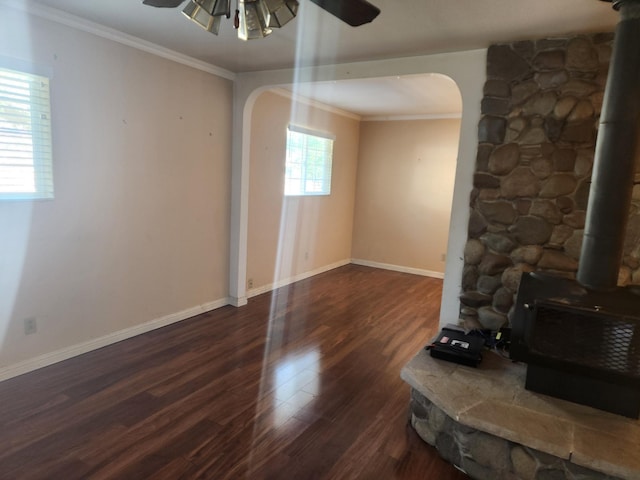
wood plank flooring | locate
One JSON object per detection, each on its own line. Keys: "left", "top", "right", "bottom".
{"left": 0, "top": 265, "right": 469, "bottom": 479}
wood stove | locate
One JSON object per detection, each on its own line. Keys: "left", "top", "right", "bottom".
{"left": 511, "top": 272, "right": 640, "bottom": 417}
{"left": 511, "top": 0, "right": 640, "bottom": 418}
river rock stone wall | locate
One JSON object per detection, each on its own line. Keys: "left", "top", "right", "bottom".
{"left": 409, "top": 388, "right": 620, "bottom": 480}
{"left": 461, "top": 33, "right": 640, "bottom": 331}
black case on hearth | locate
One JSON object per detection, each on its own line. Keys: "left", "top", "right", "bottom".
{"left": 426, "top": 326, "right": 484, "bottom": 367}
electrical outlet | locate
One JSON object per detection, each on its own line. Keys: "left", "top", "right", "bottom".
{"left": 248, "top": 278, "right": 254, "bottom": 289}
{"left": 24, "top": 317, "right": 37, "bottom": 335}
{"left": 441, "top": 253, "right": 447, "bottom": 262}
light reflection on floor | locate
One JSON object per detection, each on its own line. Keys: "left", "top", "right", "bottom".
{"left": 246, "top": 340, "right": 321, "bottom": 474}
{"left": 272, "top": 349, "right": 320, "bottom": 427}
{"left": 246, "top": 278, "right": 322, "bottom": 473}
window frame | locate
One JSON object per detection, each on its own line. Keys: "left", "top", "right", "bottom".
{"left": 0, "top": 58, "right": 54, "bottom": 201}
{"left": 284, "top": 125, "right": 335, "bottom": 197}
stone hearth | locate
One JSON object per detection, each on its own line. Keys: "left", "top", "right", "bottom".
{"left": 401, "top": 350, "right": 640, "bottom": 480}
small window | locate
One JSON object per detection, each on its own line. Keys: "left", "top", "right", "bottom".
{"left": 0, "top": 65, "right": 54, "bottom": 200}
{"left": 285, "top": 125, "right": 334, "bottom": 196}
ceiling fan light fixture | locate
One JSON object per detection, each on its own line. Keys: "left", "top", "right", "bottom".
{"left": 144, "top": 0, "right": 380, "bottom": 38}
{"left": 182, "top": 0, "right": 223, "bottom": 34}
{"left": 212, "top": 0, "right": 231, "bottom": 18}
{"left": 237, "top": 0, "right": 272, "bottom": 40}
{"left": 264, "top": 0, "right": 298, "bottom": 28}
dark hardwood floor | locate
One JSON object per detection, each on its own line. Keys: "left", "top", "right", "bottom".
{"left": 0, "top": 265, "right": 468, "bottom": 479}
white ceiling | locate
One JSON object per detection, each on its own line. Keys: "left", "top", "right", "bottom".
{"left": 279, "top": 73, "right": 464, "bottom": 119}
{"left": 6, "top": 0, "right": 621, "bottom": 117}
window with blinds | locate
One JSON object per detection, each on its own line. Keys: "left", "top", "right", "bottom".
{"left": 0, "top": 66, "right": 53, "bottom": 200}
{"left": 284, "top": 125, "right": 334, "bottom": 196}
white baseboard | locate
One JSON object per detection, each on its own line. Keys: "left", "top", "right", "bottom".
{"left": 0, "top": 260, "right": 440, "bottom": 381}
{"left": 350, "top": 258, "right": 445, "bottom": 279}
{"left": 228, "top": 296, "right": 248, "bottom": 307}
{"left": 0, "top": 297, "right": 231, "bottom": 382}
{"left": 247, "top": 259, "right": 351, "bottom": 298}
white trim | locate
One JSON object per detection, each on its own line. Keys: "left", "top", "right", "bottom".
{"left": 0, "top": 0, "right": 235, "bottom": 81}
{"left": 351, "top": 258, "right": 445, "bottom": 279}
{"left": 247, "top": 259, "right": 351, "bottom": 298}
{"left": 362, "top": 112, "right": 462, "bottom": 122}
{"left": 228, "top": 295, "right": 248, "bottom": 307}
{"left": 269, "top": 87, "right": 361, "bottom": 121}
{"left": 246, "top": 258, "right": 443, "bottom": 299}
{"left": 287, "top": 124, "right": 336, "bottom": 141}
{"left": 0, "top": 297, "right": 231, "bottom": 382}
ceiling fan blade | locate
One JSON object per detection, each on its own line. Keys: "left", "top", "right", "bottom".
{"left": 307, "top": 0, "right": 380, "bottom": 26}
{"left": 142, "top": 0, "right": 186, "bottom": 7}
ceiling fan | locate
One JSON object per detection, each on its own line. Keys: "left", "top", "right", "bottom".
{"left": 142, "top": 0, "right": 380, "bottom": 40}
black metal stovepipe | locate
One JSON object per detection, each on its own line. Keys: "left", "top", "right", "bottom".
{"left": 577, "top": 0, "right": 640, "bottom": 290}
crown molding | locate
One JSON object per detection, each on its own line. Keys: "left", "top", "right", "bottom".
{"left": 362, "top": 112, "right": 462, "bottom": 122}
{"left": 0, "top": 0, "right": 236, "bottom": 81}
{"left": 269, "top": 87, "right": 362, "bottom": 121}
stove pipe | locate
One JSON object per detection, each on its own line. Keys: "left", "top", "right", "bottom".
{"left": 576, "top": 0, "right": 640, "bottom": 290}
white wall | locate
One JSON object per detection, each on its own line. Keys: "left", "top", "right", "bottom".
{"left": 0, "top": 7, "right": 233, "bottom": 374}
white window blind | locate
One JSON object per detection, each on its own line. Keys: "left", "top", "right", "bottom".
{"left": 285, "top": 125, "right": 334, "bottom": 196}
{"left": 0, "top": 66, "right": 54, "bottom": 200}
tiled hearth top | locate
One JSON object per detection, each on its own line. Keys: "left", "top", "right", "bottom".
{"left": 401, "top": 348, "right": 640, "bottom": 480}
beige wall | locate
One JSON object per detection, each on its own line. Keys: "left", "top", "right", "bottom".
{"left": 0, "top": 9, "right": 232, "bottom": 368}
{"left": 352, "top": 119, "right": 460, "bottom": 274}
{"left": 247, "top": 91, "right": 359, "bottom": 291}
